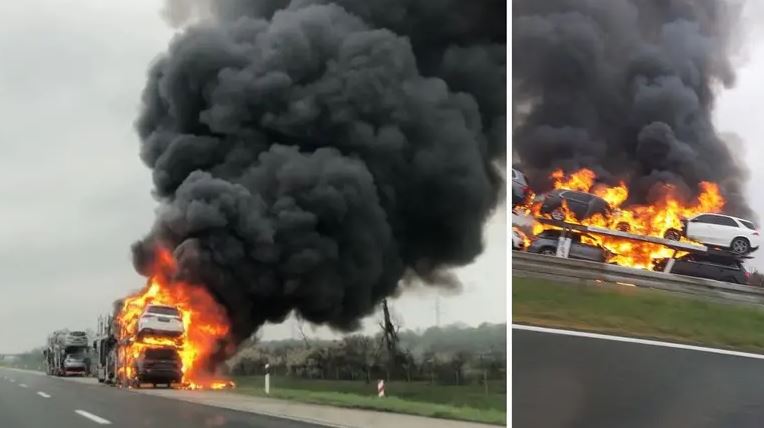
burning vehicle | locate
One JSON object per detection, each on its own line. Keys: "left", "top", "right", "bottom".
{"left": 527, "top": 229, "right": 612, "bottom": 263}
{"left": 137, "top": 304, "right": 184, "bottom": 340}
{"left": 533, "top": 189, "right": 631, "bottom": 232}
{"left": 512, "top": 168, "right": 531, "bottom": 207}
{"left": 663, "top": 213, "right": 760, "bottom": 255}
{"left": 518, "top": 168, "right": 730, "bottom": 270}
{"left": 93, "top": 248, "right": 234, "bottom": 390}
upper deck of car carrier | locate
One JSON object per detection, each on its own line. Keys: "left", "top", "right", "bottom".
{"left": 532, "top": 218, "right": 751, "bottom": 273}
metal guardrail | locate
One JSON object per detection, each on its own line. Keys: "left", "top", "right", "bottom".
{"left": 512, "top": 251, "right": 764, "bottom": 306}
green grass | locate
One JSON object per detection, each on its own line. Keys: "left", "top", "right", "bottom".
{"left": 233, "top": 376, "right": 506, "bottom": 425}
{"left": 513, "top": 276, "right": 764, "bottom": 353}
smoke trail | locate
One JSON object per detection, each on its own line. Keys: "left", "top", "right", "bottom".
{"left": 133, "top": 1, "right": 506, "bottom": 348}
{"left": 513, "top": 0, "right": 753, "bottom": 218}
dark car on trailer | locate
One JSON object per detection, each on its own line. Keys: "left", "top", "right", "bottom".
{"left": 533, "top": 189, "right": 630, "bottom": 231}
{"left": 652, "top": 253, "right": 750, "bottom": 285}
{"left": 133, "top": 347, "right": 183, "bottom": 387}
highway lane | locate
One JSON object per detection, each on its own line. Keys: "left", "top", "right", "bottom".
{"left": 0, "top": 367, "right": 322, "bottom": 428}
{"left": 513, "top": 326, "right": 764, "bottom": 428}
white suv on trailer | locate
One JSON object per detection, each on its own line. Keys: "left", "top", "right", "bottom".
{"left": 664, "top": 213, "right": 760, "bottom": 254}
{"left": 137, "top": 304, "right": 185, "bottom": 338}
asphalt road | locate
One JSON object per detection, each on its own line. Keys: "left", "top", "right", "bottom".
{"left": 513, "top": 326, "right": 764, "bottom": 428}
{"left": 0, "top": 367, "right": 322, "bottom": 428}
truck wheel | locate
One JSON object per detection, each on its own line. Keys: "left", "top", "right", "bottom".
{"left": 551, "top": 208, "right": 565, "bottom": 221}
{"left": 731, "top": 237, "right": 750, "bottom": 254}
{"left": 540, "top": 248, "right": 556, "bottom": 256}
{"left": 664, "top": 229, "right": 681, "bottom": 241}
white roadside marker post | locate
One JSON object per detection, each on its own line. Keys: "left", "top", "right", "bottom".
{"left": 377, "top": 379, "right": 385, "bottom": 398}
{"left": 265, "top": 363, "right": 270, "bottom": 395}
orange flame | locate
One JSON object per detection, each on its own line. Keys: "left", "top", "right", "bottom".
{"left": 116, "top": 247, "right": 235, "bottom": 389}
{"left": 523, "top": 169, "right": 726, "bottom": 269}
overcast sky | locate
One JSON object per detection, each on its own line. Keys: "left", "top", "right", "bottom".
{"left": 0, "top": 1, "right": 507, "bottom": 353}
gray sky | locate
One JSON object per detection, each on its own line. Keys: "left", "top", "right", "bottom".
{"left": 0, "top": 1, "right": 506, "bottom": 353}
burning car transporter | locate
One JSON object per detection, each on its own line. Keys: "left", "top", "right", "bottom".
{"left": 514, "top": 168, "right": 758, "bottom": 281}
{"left": 91, "top": 248, "right": 234, "bottom": 390}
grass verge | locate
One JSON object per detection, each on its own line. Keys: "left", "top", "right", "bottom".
{"left": 233, "top": 376, "right": 505, "bottom": 425}
{"left": 513, "top": 276, "right": 764, "bottom": 353}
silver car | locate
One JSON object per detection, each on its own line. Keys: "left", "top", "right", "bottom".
{"left": 528, "top": 229, "right": 611, "bottom": 263}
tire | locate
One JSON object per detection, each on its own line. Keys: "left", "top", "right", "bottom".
{"left": 664, "top": 229, "right": 681, "bottom": 241}
{"left": 730, "top": 237, "right": 750, "bottom": 255}
{"left": 616, "top": 222, "right": 630, "bottom": 232}
{"left": 540, "top": 248, "right": 556, "bottom": 256}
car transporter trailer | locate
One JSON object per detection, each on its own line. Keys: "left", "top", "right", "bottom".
{"left": 533, "top": 218, "right": 749, "bottom": 273}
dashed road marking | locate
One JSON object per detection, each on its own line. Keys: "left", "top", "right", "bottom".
{"left": 37, "top": 391, "right": 51, "bottom": 398}
{"left": 74, "top": 410, "right": 111, "bottom": 425}
{"left": 18, "top": 383, "right": 27, "bottom": 388}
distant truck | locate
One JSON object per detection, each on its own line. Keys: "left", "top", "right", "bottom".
{"left": 93, "top": 308, "right": 184, "bottom": 388}
{"left": 43, "top": 330, "right": 90, "bottom": 376}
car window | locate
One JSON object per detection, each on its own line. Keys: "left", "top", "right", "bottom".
{"left": 709, "top": 216, "right": 738, "bottom": 227}
{"left": 563, "top": 191, "right": 593, "bottom": 203}
{"left": 538, "top": 230, "right": 561, "bottom": 239}
{"left": 693, "top": 214, "right": 716, "bottom": 224}
{"left": 687, "top": 254, "right": 741, "bottom": 269}
{"left": 741, "top": 220, "right": 757, "bottom": 230}
{"left": 147, "top": 306, "right": 181, "bottom": 317}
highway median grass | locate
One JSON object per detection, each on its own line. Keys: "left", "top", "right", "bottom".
{"left": 233, "top": 376, "right": 505, "bottom": 425}
{"left": 514, "top": 276, "right": 764, "bottom": 353}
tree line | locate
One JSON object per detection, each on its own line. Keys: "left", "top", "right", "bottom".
{"left": 227, "top": 322, "right": 506, "bottom": 387}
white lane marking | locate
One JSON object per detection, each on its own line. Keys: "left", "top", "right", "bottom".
{"left": 9, "top": 379, "right": 15, "bottom": 383}
{"left": 37, "top": 391, "right": 51, "bottom": 398}
{"left": 18, "top": 383, "right": 27, "bottom": 388}
{"left": 513, "top": 324, "right": 764, "bottom": 361}
{"left": 74, "top": 410, "right": 111, "bottom": 425}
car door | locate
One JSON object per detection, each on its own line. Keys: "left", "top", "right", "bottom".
{"left": 563, "top": 192, "right": 593, "bottom": 221}
{"left": 707, "top": 215, "right": 739, "bottom": 247}
{"left": 569, "top": 234, "right": 604, "bottom": 262}
{"left": 685, "top": 214, "right": 716, "bottom": 243}
{"left": 566, "top": 234, "right": 588, "bottom": 259}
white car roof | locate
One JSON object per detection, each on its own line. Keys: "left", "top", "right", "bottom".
{"left": 692, "top": 213, "right": 754, "bottom": 223}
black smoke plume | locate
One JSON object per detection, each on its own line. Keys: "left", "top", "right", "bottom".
{"left": 513, "top": 0, "right": 753, "bottom": 217}
{"left": 132, "top": 1, "right": 506, "bottom": 351}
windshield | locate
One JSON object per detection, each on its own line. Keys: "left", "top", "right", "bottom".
{"left": 147, "top": 306, "right": 181, "bottom": 317}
